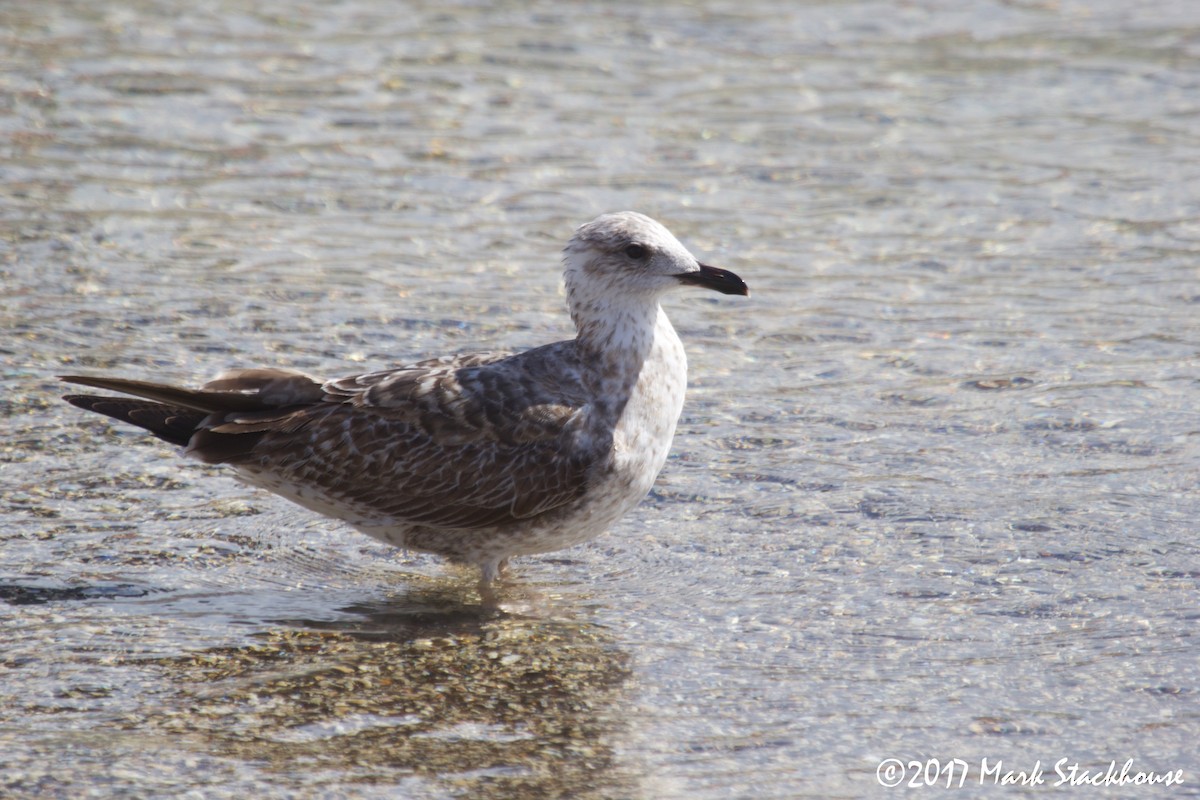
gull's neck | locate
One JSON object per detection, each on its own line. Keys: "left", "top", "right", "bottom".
{"left": 568, "top": 287, "right": 686, "bottom": 422}
{"left": 570, "top": 288, "right": 664, "bottom": 365}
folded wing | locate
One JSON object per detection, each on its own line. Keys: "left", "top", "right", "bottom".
{"left": 61, "top": 344, "right": 602, "bottom": 530}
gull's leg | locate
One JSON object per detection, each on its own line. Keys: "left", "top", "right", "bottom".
{"left": 478, "top": 559, "right": 502, "bottom": 608}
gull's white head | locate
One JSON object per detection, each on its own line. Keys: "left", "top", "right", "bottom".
{"left": 562, "top": 212, "right": 748, "bottom": 309}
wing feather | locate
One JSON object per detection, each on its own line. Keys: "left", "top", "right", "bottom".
{"left": 200, "top": 343, "right": 602, "bottom": 529}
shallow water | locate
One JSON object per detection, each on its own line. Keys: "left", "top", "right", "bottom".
{"left": 3, "top": 0, "right": 1200, "bottom": 797}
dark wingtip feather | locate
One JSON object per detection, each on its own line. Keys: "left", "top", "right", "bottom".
{"left": 62, "top": 394, "right": 204, "bottom": 448}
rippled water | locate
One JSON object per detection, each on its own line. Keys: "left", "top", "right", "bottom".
{"left": 4, "top": 1, "right": 1200, "bottom": 797}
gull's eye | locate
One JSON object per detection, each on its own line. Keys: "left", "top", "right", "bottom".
{"left": 623, "top": 243, "right": 648, "bottom": 261}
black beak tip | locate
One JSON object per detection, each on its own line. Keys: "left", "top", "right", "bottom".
{"left": 679, "top": 264, "right": 749, "bottom": 297}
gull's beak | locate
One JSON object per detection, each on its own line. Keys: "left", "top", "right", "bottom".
{"left": 676, "top": 263, "right": 750, "bottom": 297}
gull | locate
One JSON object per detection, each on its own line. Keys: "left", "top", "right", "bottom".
{"left": 61, "top": 212, "right": 748, "bottom": 597}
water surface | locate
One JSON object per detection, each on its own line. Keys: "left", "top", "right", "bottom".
{"left": 3, "top": 1, "right": 1199, "bottom": 797}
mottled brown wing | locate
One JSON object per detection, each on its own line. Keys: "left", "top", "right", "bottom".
{"left": 322, "top": 343, "right": 593, "bottom": 441}
{"left": 194, "top": 344, "right": 603, "bottom": 529}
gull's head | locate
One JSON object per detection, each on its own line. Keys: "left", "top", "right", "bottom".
{"left": 563, "top": 212, "right": 748, "bottom": 306}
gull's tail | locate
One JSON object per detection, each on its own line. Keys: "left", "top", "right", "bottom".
{"left": 61, "top": 375, "right": 217, "bottom": 447}
{"left": 61, "top": 390, "right": 206, "bottom": 447}
{"left": 60, "top": 370, "right": 324, "bottom": 450}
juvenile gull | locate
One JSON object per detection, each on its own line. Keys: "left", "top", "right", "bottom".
{"left": 61, "top": 212, "right": 748, "bottom": 594}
